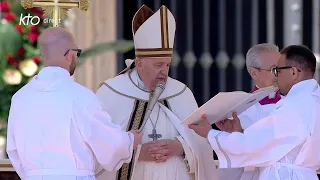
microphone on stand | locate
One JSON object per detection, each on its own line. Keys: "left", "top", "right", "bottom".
{"left": 138, "top": 80, "right": 166, "bottom": 133}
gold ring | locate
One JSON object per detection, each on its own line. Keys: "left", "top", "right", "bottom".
{"left": 154, "top": 157, "right": 159, "bottom": 160}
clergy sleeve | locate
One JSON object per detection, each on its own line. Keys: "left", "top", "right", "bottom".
{"left": 207, "top": 110, "right": 309, "bottom": 168}
{"left": 6, "top": 101, "right": 25, "bottom": 179}
{"left": 73, "top": 97, "right": 134, "bottom": 171}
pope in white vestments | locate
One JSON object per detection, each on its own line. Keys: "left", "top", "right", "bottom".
{"left": 6, "top": 27, "right": 141, "bottom": 180}
{"left": 94, "top": 4, "right": 218, "bottom": 180}
{"left": 190, "top": 45, "right": 320, "bottom": 180}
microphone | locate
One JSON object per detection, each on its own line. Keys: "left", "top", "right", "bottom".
{"left": 138, "top": 80, "right": 166, "bottom": 133}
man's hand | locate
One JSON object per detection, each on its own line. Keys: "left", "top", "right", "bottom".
{"left": 138, "top": 143, "right": 157, "bottom": 162}
{"left": 188, "top": 114, "right": 212, "bottom": 138}
{"left": 129, "top": 130, "right": 143, "bottom": 150}
{"left": 148, "top": 139, "right": 184, "bottom": 163}
{"left": 215, "top": 112, "right": 243, "bottom": 133}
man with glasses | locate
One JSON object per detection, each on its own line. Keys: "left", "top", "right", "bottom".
{"left": 217, "top": 43, "right": 282, "bottom": 180}
{"left": 6, "top": 27, "right": 142, "bottom": 180}
{"left": 190, "top": 44, "right": 320, "bottom": 180}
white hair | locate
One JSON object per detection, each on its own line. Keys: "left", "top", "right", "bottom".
{"left": 246, "top": 43, "right": 279, "bottom": 69}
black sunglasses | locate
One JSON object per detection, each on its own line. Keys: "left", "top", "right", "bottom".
{"left": 64, "top": 49, "right": 82, "bottom": 57}
{"left": 271, "top": 66, "right": 301, "bottom": 77}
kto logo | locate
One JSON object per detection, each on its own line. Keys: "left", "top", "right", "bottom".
{"left": 19, "top": 13, "right": 41, "bottom": 25}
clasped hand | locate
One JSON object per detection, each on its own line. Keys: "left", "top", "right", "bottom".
{"left": 138, "top": 139, "right": 184, "bottom": 163}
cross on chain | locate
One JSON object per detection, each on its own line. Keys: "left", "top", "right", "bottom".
{"left": 21, "top": 0, "right": 90, "bottom": 27}
{"left": 148, "top": 129, "right": 162, "bottom": 141}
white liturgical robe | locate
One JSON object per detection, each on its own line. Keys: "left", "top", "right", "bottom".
{"left": 6, "top": 67, "right": 134, "bottom": 180}
{"left": 219, "top": 101, "right": 279, "bottom": 180}
{"left": 94, "top": 69, "right": 218, "bottom": 180}
{"left": 208, "top": 79, "right": 320, "bottom": 180}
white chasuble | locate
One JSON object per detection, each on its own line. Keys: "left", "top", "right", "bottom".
{"left": 94, "top": 69, "right": 218, "bottom": 180}
{"left": 207, "top": 79, "right": 320, "bottom": 180}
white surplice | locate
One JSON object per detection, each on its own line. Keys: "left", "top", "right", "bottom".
{"left": 208, "top": 79, "right": 320, "bottom": 180}
{"left": 94, "top": 69, "right": 218, "bottom": 180}
{"left": 218, "top": 102, "right": 279, "bottom": 180}
{"left": 6, "top": 67, "right": 134, "bottom": 180}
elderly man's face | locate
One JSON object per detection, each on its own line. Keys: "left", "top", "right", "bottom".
{"left": 136, "top": 57, "right": 171, "bottom": 91}
{"left": 251, "top": 51, "right": 280, "bottom": 88}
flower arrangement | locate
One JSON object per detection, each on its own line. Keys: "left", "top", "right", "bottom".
{"left": 0, "top": 1, "right": 135, "bottom": 138}
{"left": 0, "top": 1, "right": 49, "bottom": 137}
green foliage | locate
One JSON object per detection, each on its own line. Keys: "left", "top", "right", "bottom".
{"left": 0, "top": 23, "right": 22, "bottom": 59}
{"left": 77, "top": 40, "right": 134, "bottom": 65}
{"left": 0, "top": 1, "right": 48, "bottom": 137}
{"left": 0, "top": 1, "right": 134, "bottom": 138}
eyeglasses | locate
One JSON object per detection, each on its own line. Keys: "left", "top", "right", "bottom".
{"left": 64, "top": 49, "right": 82, "bottom": 57}
{"left": 271, "top": 66, "right": 301, "bottom": 77}
{"left": 252, "top": 67, "right": 273, "bottom": 71}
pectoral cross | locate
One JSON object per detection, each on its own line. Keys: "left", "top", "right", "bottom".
{"left": 148, "top": 129, "right": 162, "bottom": 141}
{"left": 21, "top": 0, "right": 90, "bottom": 27}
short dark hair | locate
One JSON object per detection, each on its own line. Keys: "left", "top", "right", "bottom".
{"left": 280, "top": 45, "right": 316, "bottom": 75}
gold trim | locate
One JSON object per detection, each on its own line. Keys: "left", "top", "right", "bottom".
{"left": 116, "top": 100, "right": 147, "bottom": 180}
{"left": 160, "top": 6, "right": 169, "bottom": 48}
{"left": 135, "top": 50, "right": 172, "bottom": 56}
{"left": 135, "top": 53, "right": 173, "bottom": 58}
{"left": 126, "top": 100, "right": 138, "bottom": 130}
{"left": 165, "top": 85, "right": 187, "bottom": 100}
{"left": 135, "top": 48, "right": 173, "bottom": 57}
{"left": 132, "top": 102, "right": 146, "bottom": 129}
{"left": 136, "top": 48, "right": 173, "bottom": 52}
{"left": 0, "top": 164, "right": 13, "bottom": 168}
{"left": 184, "top": 159, "right": 190, "bottom": 172}
{"left": 101, "top": 82, "right": 187, "bottom": 101}
{"left": 102, "top": 82, "right": 147, "bottom": 102}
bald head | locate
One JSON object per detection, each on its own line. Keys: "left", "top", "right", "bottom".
{"left": 39, "top": 27, "right": 76, "bottom": 63}
{"left": 39, "top": 27, "right": 78, "bottom": 75}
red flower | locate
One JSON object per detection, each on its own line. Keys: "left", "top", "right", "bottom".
{"left": 7, "top": 55, "right": 15, "bottom": 65}
{"left": 29, "top": 7, "right": 43, "bottom": 16}
{"left": 33, "top": 56, "right": 40, "bottom": 64}
{"left": 27, "top": 32, "right": 39, "bottom": 43}
{"left": 4, "top": 12, "right": 16, "bottom": 21}
{"left": 12, "top": 60, "right": 21, "bottom": 68}
{"left": 17, "top": 47, "right": 25, "bottom": 57}
{"left": 30, "top": 25, "right": 37, "bottom": 32}
{"left": 0, "top": 2, "right": 10, "bottom": 12}
{"left": 15, "top": 25, "right": 23, "bottom": 33}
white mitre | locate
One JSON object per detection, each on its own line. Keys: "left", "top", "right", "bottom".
{"left": 118, "top": 4, "right": 176, "bottom": 75}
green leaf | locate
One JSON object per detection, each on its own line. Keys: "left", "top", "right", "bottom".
{"left": 77, "top": 40, "right": 134, "bottom": 66}
{"left": 0, "top": 22, "right": 22, "bottom": 58}
{"left": 23, "top": 43, "right": 37, "bottom": 58}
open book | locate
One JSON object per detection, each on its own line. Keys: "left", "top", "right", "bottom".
{"left": 182, "top": 86, "right": 279, "bottom": 125}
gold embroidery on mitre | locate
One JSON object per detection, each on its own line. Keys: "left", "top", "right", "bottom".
{"left": 135, "top": 48, "right": 173, "bottom": 57}
{"left": 133, "top": 5, "right": 174, "bottom": 58}
{"left": 160, "top": 6, "right": 169, "bottom": 49}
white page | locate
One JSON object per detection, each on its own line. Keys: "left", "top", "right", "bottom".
{"left": 182, "top": 87, "right": 278, "bottom": 125}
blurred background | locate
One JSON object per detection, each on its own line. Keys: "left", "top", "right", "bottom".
{"left": 0, "top": 0, "right": 320, "bottom": 170}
